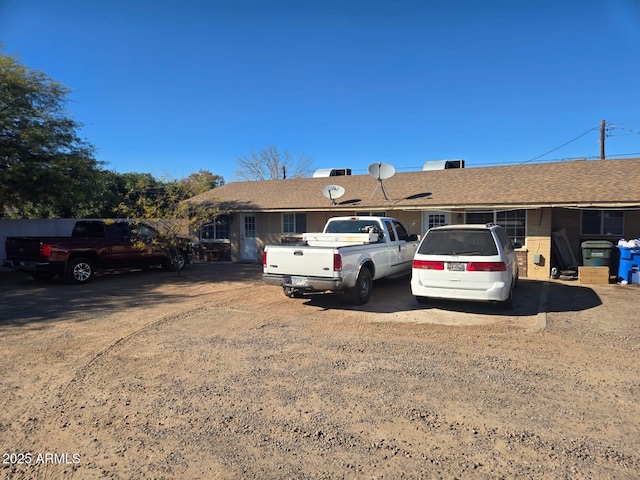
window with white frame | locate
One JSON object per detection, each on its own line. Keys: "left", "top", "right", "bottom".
{"left": 421, "top": 211, "right": 451, "bottom": 233}
{"left": 465, "top": 209, "right": 526, "bottom": 245}
{"left": 581, "top": 210, "right": 624, "bottom": 236}
{"left": 200, "top": 215, "right": 231, "bottom": 242}
{"left": 356, "top": 211, "right": 386, "bottom": 217}
{"left": 428, "top": 214, "right": 446, "bottom": 229}
{"left": 283, "top": 213, "right": 307, "bottom": 234}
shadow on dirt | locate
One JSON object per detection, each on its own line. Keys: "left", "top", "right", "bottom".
{"left": 0, "top": 262, "right": 263, "bottom": 327}
{"left": 545, "top": 280, "right": 603, "bottom": 312}
{"left": 302, "top": 277, "right": 603, "bottom": 317}
{"left": 0, "top": 263, "right": 604, "bottom": 326}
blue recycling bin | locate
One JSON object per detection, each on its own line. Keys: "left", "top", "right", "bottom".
{"left": 617, "top": 246, "right": 640, "bottom": 283}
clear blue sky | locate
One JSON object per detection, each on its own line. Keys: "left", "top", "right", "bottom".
{"left": 2, "top": 0, "right": 639, "bottom": 182}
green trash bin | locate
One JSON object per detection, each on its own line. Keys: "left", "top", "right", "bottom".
{"left": 581, "top": 240, "right": 614, "bottom": 267}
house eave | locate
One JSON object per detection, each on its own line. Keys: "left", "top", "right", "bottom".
{"left": 226, "top": 201, "right": 640, "bottom": 214}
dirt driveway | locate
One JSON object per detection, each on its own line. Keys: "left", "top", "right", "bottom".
{"left": 1, "top": 263, "right": 639, "bottom": 479}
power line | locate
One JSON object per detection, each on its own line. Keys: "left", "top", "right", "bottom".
{"left": 346, "top": 121, "right": 638, "bottom": 173}
{"left": 521, "top": 126, "right": 600, "bottom": 165}
{"left": 608, "top": 124, "right": 640, "bottom": 136}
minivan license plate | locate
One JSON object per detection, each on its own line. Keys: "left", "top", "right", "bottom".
{"left": 447, "top": 262, "right": 465, "bottom": 271}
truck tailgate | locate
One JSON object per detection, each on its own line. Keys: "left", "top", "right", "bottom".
{"left": 265, "top": 246, "right": 337, "bottom": 277}
{"left": 5, "top": 237, "right": 46, "bottom": 261}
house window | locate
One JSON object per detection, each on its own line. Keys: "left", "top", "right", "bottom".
{"left": 496, "top": 210, "right": 526, "bottom": 246}
{"left": 283, "top": 213, "right": 307, "bottom": 234}
{"left": 428, "top": 214, "right": 446, "bottom": 229}
{"left": 465, "top": 211, "right": 494, "bottom": 225}
{"left": 356, "top": 211, "right": 386, "bottom": 217}
{"left": 200, "top": 215, "right": 231, "bottom": 242}
{"left": 581, "top": 210, "right": 624, "bottom": 236}
{"left": 466, "top": 209, "right": 526, "bottom": 245}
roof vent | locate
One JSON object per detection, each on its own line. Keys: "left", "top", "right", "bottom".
{"left": 313, "top": 168, "right": 352, "bottom": 177}
{"left": 422, "top": 159, "right": 465, "bottom": 171}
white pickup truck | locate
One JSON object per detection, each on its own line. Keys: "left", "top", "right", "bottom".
{"left": 262, "top": 216, "right": 419, "bottom": 304}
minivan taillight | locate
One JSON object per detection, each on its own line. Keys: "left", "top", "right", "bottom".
{"left": 333, "top": 253, "right": 342, "bottom": 271}
{"left": 466, "top": 261, "right": 506, "bottom": 272}
{"left": 40, "top": 243, "right": 52, "bottom": 258}
{"left": 413, "top": 260, "right": 445, "bottom": 270}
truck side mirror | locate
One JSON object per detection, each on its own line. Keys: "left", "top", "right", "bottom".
{"left": 408, "top": 234, "right": 418, "bottom": 242}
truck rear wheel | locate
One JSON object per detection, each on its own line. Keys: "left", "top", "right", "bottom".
{"left": 67, "top": 257, "right": 94, "bottom": 284}
{"left": 283, "top": 287, "right": 304, "bottom": 298}
{"left": 351, "top": 268, "right": 372, "bottom": 305}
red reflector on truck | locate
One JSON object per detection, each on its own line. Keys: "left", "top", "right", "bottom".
{"left": 40, "top": 243, "right": 52, "bottom": 257}
{"left": 262, "top": 251, "right": 267, "bottom": 266}
{"left": 413, "top": 260, "right": 445, "bottom": 270}
{"left": 466, "top": 261, "right": 506, "bottom": 272}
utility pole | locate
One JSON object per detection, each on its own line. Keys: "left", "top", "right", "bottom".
{"left": 600, "top": 119, "right": 606, "bottom": 159}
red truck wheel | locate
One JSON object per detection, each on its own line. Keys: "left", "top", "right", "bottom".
{"left": 67, "top": 257, "right": 94, "bottom": 284}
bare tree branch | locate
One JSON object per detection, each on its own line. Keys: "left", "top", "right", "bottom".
{"left": 235, "top": 145, "right": 313, "bottom": 181}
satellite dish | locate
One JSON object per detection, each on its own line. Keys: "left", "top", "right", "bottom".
{"left": 322, "top": 184, "right": 346, "bottom": 205}
{"left": 368, "top": 162, "right": 396, "bottom": 180}
{"left": 367, "top": 162, "right": 396, "bottom": 200}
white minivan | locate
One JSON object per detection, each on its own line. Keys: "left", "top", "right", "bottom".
{"left": 410, "top": 224, "right": 519, "bottom": 308}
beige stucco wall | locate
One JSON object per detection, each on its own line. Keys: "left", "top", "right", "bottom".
{"left": 388, "top": 211, "right": 422, "bottom": 238}
{"left": 259, "top": 212, "right": 282, "bottom": 246}
{"left": 525, "top": 207, "right": 552, "bottom": 280}
{"left": 228, "top": 216, "right": 240, "bottom": 262}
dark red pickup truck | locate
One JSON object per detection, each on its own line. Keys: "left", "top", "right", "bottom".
{"left": 3, "top": 220, "right": 191, "bottom": 284}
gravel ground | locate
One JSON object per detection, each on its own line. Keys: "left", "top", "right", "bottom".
{"left": 0, "top": 263, "right": 639, "bottom": 479}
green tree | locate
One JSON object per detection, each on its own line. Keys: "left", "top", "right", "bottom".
{"left": 84, "top": 171, "right": 157, "bottom": 218}
{"left": 0, "top": 48, "right": 101, "bottom": 218}
{"left": 235, "top": 145, "right": 313, "bottom": 181}
{"left": 115, "top": 175, "right": 221, "bottom": 273}
{"left": 180, "top": 169, "right": 224, "bottom": 196}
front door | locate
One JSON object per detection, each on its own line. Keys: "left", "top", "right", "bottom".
{"left": 422, "top": 210, "right": 452, "bottom": 234}
{"left": 241, "top": 214, "right": 257, "bottom": 262}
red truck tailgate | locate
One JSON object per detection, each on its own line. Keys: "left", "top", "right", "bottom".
{"left": 5, "top": 237, "right": 46, "bottom": 262}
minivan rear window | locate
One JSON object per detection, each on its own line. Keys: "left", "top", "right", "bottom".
{"left": 419, "top": 229, "right": 498, "bottom": 256}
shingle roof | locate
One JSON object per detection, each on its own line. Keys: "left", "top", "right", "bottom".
{"left": 188, "top": 158, "right": 640, "bottom": 212}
